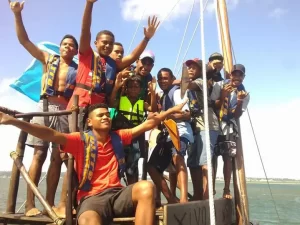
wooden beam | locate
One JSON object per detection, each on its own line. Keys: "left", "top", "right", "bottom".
{"left": 5, "top": 118, "right": 30, "bottom": 214}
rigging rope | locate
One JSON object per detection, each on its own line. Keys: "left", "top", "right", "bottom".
{"left": 246, "top": 109, "right": 282, "bottom": 223}
{"left": 174, "top": 0, "right": 210, "bottom": 77}
{"left": 127, "top": 7, "right": 147, "bottom": 54}
{"left": 199, "top": 0, "right": 216, "bottom": 224}
{"left": 227, "top": 14, "right": 282, "bottom": 223}
{"left": 173, "top": 0, "right": 195, "bottom": 73}
{"left": 156, "top": 0, "right": 183, "bottom": 32}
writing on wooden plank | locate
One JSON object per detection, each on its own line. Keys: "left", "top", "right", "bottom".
{"left": 164, "top": 198, "right": 234, "bottom": 225}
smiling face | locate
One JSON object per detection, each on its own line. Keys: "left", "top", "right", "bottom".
{"left": 136, "top": 58, "right": 154, "bottom": 76}
{"left": 94, "top": 34, "right": 115, "bottom": 57}
{"left": 59, "top": 38, "right": 77, "bottom": 60}
{"left": 230, "top": 71, "right": 245, "bottom": 87}
{"left": 87, "top": 107, "right": 111, "bottom": 132}
{"left": 157, "top": 70, "right": 173, "bottom": 91}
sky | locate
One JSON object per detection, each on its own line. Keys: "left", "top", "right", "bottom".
{"left": 0, "top": 0, "right": 299, "bottom": 179}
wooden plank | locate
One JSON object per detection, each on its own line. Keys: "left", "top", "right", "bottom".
{"left": 163, "top": 198, "right": 235, "bottom": 225}
{"left": 0, "top": 210, "right": 164, "bottom": 225}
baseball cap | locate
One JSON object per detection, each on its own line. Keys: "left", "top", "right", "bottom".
{"left": 185, "top": 58, "right": 203, "bottom": 68}
{"left": 209, "top": 52, "right": 224, "bottom": 62}
{"left": 140, "top": 50, "right": 155, "bottom": 63}
{"left": 231, "top": 64, "right": 246, "bottom": 75}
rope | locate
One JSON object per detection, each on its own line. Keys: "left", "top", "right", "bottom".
{"left": 226, "top": 13, "right": 281, "bottom": 223}
{"left": 173, "top": 0, "right": 195, "bottom": 73}
{"left": 174, "top": 0, "right": 210, "bottom": 77}
{"left": 199, "top": 0, "right": 216, "bottom": 224}
{"left": 246, "top": 109, "right": 282, "bottom": 223}
{"left": 214, "top": 0, "right": 224, "bottom": 76}
{"left": 156, "top": 0, "right": 182, "bottom": 32}
{"left": 126, "top": 7, "right": 147, "bottom": 54}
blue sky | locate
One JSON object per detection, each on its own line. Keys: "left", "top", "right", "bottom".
{"left": 0, "top": 0, "right": 299, "bottom": 178}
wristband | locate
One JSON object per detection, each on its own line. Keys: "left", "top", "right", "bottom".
{"left": 144, "top": 37, "right": 150, "bottom": 42}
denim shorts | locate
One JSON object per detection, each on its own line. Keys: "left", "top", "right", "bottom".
{"left": 187, "top": 130, "right": 219, "bottom": 167}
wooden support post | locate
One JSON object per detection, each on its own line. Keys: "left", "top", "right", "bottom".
{"left": 141, "top": 140, "right": 148, "bottom": 180}
{"left": 66, "top": 95, "right": 79, "bottom": 225}
{"left": 10, "top": 151, "right": 65, "bottom": 225}
{"left": 6, "top": 118, "right": 30, "bottom": 214}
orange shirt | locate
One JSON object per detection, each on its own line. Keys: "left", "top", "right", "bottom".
{"left": 62, "top": 129, "right": 132, "bottom": 201}
{"left": 67, "top": 47, "right": 107, "bottom": 109}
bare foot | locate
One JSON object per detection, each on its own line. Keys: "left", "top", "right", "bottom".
{"left": 52, "top": 206, "right": 66, "bottom": 219}
{"left": 223, "top": 189, "right": 232, "bottom": 199}
{"left": 25, "top": 208, "right": 42, "bottom": 217}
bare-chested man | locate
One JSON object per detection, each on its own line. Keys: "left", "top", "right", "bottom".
{"left": 9, "top": 0, "right": 78, "bottom": 217}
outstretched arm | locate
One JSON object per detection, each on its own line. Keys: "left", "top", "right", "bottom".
{"left": 9, "top": 0, "right": 47, "bottom": 64}
{"left": 79, "top": 0, "right": 97, "bottom": 54}
{"left": 0, "top": 113, "right": 67, "bottom": 145}
{"left": 132, "top": 100, "right": 187, "bottom": 139}
{"left": 117, "top": 16, "right": 160, "bottom": 71}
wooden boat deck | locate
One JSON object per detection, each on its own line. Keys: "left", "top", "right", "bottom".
{"left": 0, "top": 198, "right": 235, "bottom": 225}
{"left": 0, "top": 210, "right": 163, "bottom": 225}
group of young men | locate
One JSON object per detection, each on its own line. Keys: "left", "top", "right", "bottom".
{"left": 1, "top": 0, "right": 250, "bottom": 225}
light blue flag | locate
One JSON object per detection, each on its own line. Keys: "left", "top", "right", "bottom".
{"left": 9, "top": 41, "right": 79, "bottom": 102}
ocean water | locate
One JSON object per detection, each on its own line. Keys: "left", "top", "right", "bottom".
{"left": 0, "top": 173, "right": 299, "bottom": 225}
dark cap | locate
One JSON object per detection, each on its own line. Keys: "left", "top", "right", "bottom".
{"left": 185, "top": 58, "right": 203, "bottom": 69}
{"left": 232, "top": 64, "right": 246, "bottom": 75}
{"left": 209, "top": 52, "right": 223, "bottom": 62}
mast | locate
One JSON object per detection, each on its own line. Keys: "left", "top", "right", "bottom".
{"left": 215, "top": 0, "right": 250, "bottom": 224}
{"left": 216, "top": 0, "right": 233, "bottom": 79}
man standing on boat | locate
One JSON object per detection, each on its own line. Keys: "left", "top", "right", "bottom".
{"left": 184, "top": 58, "right": 220, "bottom": 200}
{"left": 8, "top": 0, "right": 78, "bottom": 217}
{"left": 0, "top": 102, "right": 187, "bottom": 225}
{"left": 66, "top": 0, "right": 159, "bottom": 110}
{"left": 212, "top": 64, "right": 250, "bottom": 199}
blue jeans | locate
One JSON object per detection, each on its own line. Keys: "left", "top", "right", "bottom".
{"left": 187, "top": 130, "right": 219, "bottom": 167}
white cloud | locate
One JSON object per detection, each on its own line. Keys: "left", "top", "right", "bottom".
{"left": 268, "top": 7, "right": 288, "bottom": 19}
{"left": 120, "top": 0, "right": 241, "bottom": 23}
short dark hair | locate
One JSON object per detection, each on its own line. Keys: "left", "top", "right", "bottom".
{"left": 126, "top": 75, "right": 142, "bottom": 87}
{"left": 114, "top": 42, "right": 123, "bottom": 47}
{"left": 60, "top": 34, "right": 78, "bottom": 50}
{"left": 87, "top": 103, "right": 109, "bottom": 116}
{"left": 96, "top": 30, "right": 115, "bottom": 40}
{"left": 157, "top": 68, "right": 175, "bottom": 80}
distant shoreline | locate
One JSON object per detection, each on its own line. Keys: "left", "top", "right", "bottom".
{"left": 0, "top": 171, "right": 299, "bottom": 183}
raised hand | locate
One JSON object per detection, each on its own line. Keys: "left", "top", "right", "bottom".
{"left": 148, "top": 77, "right": 157, "bottom": 94}
{"left": 221, "top": 84, "right": 233, "bottom": 100}
{"left": 87, "top": 0, "right": 97, "bottom": 3}
{"left": 0, "top": 112, "right": 13, "bottom": 125}
{"left": 8, "top": 0, "right": 25, "bottom": 14}
{"left": 144, "top": 16, "right": 160, "bottom": 40}
{"left": 115, "top": 72, "right": 127, "bottom": 89}
{"left": 237, "top": 90, "right": 248, "bottom": 101}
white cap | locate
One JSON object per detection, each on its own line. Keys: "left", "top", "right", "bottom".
{"left": 140, "top": 50, "right": 155, "bottom": 62}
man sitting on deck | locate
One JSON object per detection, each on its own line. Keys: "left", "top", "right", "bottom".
{"left": 0, "top": 102, "right": 187, "bottom": 225}
{"left": 8, "top": 0, "right": 78, "bottom": 217}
